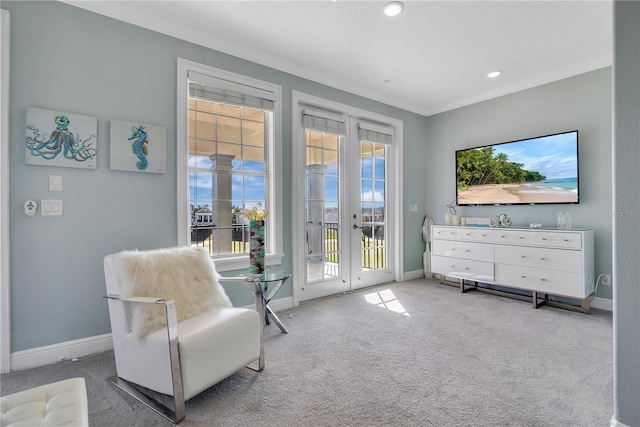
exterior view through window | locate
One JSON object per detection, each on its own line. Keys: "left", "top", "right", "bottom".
{"left": 188, "top": 99, "right": 268, "bottom": 257}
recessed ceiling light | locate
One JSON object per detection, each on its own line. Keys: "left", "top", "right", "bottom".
{"left": 384, "top": 1, "right": 404, "bottom": 17}
{"left": 487, "top": 70, "right": 502, "bottom": 78}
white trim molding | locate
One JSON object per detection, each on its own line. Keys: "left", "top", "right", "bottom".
{"left": 1, "top": 8, "right": 11, "bottom": 374}
{"left": 10, "top": 334, "right": 114, "bottom": 371}
{"left": 9, "top": 294, "right": 294, "bottom": 371}
{"left": 591, "top": 296, "right": 613, "bottom": 312}
{"left": 610, "top": 415, "right": 630, "bottom": 427}
{"left": 401, "top": 269, "right": 426, "bottom": 282}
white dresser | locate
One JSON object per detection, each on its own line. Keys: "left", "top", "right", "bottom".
{"left": 430, "top": 225, "right": 595, "bottom": 312}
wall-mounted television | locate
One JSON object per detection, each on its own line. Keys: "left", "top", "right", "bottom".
{"left": 456, "top": 130, "right": 579, "bottom": 206}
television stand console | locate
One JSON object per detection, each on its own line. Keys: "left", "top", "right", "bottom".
{"left": 430, "top": 225, "right": 595, "bottom": 313}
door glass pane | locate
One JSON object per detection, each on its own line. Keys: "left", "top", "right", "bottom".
{"left": 305, "top": 130, "right": 343, "bottom": 283}
{"left": 361, "top": 157, "right": 373, "bottom": 179}
{"left": 361, "top": 179, "right": 373, "bottom": 201}
{"left": 360, "top": 142, "right": 388, "bottom": 272}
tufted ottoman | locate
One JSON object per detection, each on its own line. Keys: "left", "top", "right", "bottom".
{"left": 0, "top": 377, "right": 88, "bottom": 427}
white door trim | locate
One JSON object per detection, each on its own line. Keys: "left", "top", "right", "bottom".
{"left": 291, "top": 91, "right": 403, "bottom": 306}
{"left": 1, "top": 9, "right": 11, "bottom": 374}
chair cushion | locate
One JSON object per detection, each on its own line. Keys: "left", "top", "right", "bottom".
{"left": 115, "top": 307, "right": 260, "bottom": 399}
{"left": 0, "top": 378, "right": 89, "bottom": 427}
{"left": 110, "top": 246, "right": 232, "bottom": 336}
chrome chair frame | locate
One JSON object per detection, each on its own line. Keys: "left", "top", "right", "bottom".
{"left": 105, "top": 276, "right": 264, "bottom": 424}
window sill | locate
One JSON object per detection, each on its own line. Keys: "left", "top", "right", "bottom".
{"left": 212, "top": 253, "right": 285, "bottom": 272}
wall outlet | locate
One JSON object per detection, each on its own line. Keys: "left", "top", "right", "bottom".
{"left": 601, "top": 274, "right": 611, "bottom": 286}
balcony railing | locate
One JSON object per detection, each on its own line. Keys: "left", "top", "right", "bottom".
{"left": 192, "top": 222, "right": 385, "bottom": 270}
{"left": 190, "top": 224, "right": 249, "bottom": 256}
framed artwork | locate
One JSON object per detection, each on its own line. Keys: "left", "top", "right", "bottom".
{"left": 110, "top": 119, "right": 166, "bottom": 173}
{"left": 25, "top": 107, "right": 98, "bottom": 169}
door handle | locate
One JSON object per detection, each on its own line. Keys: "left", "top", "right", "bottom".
{"left": 353, "top": 224, "right": 363, "bottom": 230}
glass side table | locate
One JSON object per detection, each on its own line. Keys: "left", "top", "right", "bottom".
{"left": 236, "top": 271, "right": 291, "bottom": 334}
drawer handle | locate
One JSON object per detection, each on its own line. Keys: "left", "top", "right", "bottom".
{"left": 542, "top": 238, "right": 548, "bottom": 240}
{"left": 519, "top": 236, "right": 524, "bottom": 239}
{"left": 481, "top": 234, "right": 486, "bottom": 237}
{"left": 450, "top": 265, "right": 455, "bottom": 268}
{"left": 540, "top": 257, "right": 546, "bottom": 260}
{"left": 464, "top": 267, "right": 469, "bottom": 270}
{"left": 465, "top": 249, "right": 470, "bottom": 252}
{"left": 500, "top": 235, "right": 506, "bottom": 238}
{"left": 541, "top": 278, "right": 547, "bottom": 282}
{"left": 466, "top": 233, "right": 471, "bottom": 236}
{"left": 563, "top": 239, "right": 569, "bottom": 242}
{"left": 521, "top": 275, "right": 526, "bottom": 278}
{"left": 520, "top": 255, "right": 526, "bottom": 258}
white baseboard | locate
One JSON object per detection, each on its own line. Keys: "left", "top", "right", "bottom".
{"left": 10, "top": 296, "right": 295, "bottom": 372}
{"left": 267, "top": 296, "right": 294, "bottom": 313}
{"left": 592, "top": 297, "right": 613, "bottom": 312}
{"left": 243, "top": 295, "right": 294, "bottom": 313}
{"left": 611, "top": 415, "right": 630, "bottom": 427}
{"left": 402, "top": 269, "right": 425, "bottom": 281}
{"left": 10, "top": 333, "right": 114, "bottom": 371}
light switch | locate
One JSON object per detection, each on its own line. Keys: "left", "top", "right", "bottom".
{"left": 41, "top": 199, "right": 63, "bottom": 216}
{"left": 49, "top": 175, "right": 63, "bottom": 192}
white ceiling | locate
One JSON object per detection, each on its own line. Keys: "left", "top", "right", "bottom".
{"left": 64, "top": 0, "right": 613, "bottom": 116}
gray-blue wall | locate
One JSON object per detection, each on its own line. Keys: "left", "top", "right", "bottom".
{"left": 424, "top": 68, "right": 613, "bottom": 300}
{"left": 4, "top": 1, "right": 428, "bottom": 352}
{"left": 4, "top": 0, "right": 615, "bottom": 353}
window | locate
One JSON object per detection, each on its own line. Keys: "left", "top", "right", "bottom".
{"left": 177, "top": 60, "right": 283, "bottom": 271}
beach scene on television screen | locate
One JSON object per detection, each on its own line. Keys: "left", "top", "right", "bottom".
{"left": 456, "top": 132, "right": 578, "bottom": 205}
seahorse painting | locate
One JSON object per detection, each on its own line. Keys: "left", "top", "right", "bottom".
{"left": 128, "top": 125, "right": 149, "bottom": 170}
{"left": 26, "top": 114, "right": 97, "bottom": 163}
{"left": 110, "top": 119, "right": 166, "bottom": 174}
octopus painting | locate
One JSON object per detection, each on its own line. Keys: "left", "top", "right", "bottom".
{"left": 128, "top": 124, "right": 149, "bottom": 170}
{"left": 26, "top": 112, "right": 97, "bottom": 165}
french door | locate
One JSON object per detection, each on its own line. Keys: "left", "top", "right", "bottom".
{"left": 295, "top": 102, "right": 396, "bottom": 302}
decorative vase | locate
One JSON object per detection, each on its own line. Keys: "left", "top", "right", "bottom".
{"left": 249, "top": 219, "right": 265, "bottom": 274}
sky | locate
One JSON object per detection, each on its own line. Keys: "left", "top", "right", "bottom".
{"left": 190, "top": 149, "right": 387, "bottom": 209}
{"left": 490, "top": 131, "right": 578, "bottom": 180}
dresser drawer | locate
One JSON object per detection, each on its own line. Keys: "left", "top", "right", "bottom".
{"left": 495, "top": 264, "right": 587, "bottom": 298}
{"left": 458, "top": 228, "right": 494, "bottom": 242}
{"left": 494, "top": 230, "right": 533, "bottom": 245}
{"left": 432, "top": 240, "right": 494, "bottom": 262}
{"left": 494, "top": 245, "right": 581, "bottom": 273}
{"left": 432, "top": 255, "right": 494, "bottom": 282}
{"left": 432, "top": 226, "right": 459, "bottom": 240}
{"left": 533, "top": 231, "right": 582, "bottom": 249}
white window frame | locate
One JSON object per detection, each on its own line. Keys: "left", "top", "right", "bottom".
{"left": 177, "top": 59, "right": 283, "bottom": 271}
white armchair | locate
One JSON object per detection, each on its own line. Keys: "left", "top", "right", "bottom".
{"left": 103, "top": 246, "right": 264, "bottom": 424}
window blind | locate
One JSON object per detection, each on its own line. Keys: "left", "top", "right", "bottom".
{"left": 302, "top": 109, "right": 347, "bottom": 135}
{"left": 188, "top": 71, "right": 275, "bottom": 111}
{"left": 358, "top": 121, "right": 393, "bottom": 145}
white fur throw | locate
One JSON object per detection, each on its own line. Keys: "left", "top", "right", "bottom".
{"left": 117, "top": 246, "right": 231, "bottom": 336}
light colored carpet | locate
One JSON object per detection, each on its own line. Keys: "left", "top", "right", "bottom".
{"left": 0, "top": 279, "right": 613, "bottom": 426}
